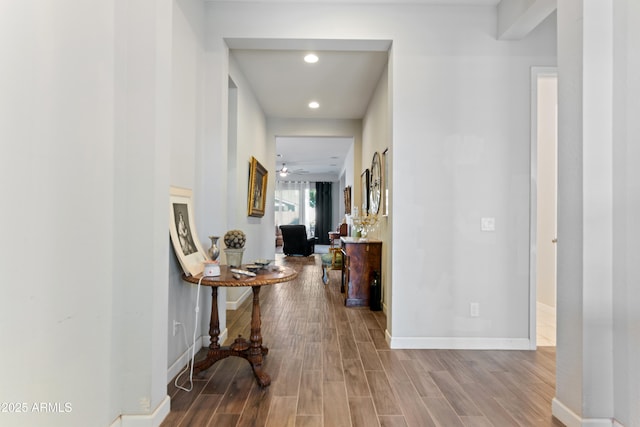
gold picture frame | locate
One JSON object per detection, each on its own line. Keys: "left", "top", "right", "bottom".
{"left": 344, "top": 186, "right": 352, "bottom": 215}
{"left": 382, "top": 148, "right": 389, "bottom": 216}
{"left": 248, "top": 156, "right": 268, "bottom": 217}
{"left": 361, "top": 169, "right": 370, "bottom": 215}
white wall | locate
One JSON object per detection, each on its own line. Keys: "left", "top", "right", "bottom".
{"left": 362, "top": 65, "right": 392, "bottom": 313}
{"left": 0, "top": 2, "right": 117, "bottom": 426}
{"left": 205, "top": 2, "right": 556, "bottom": 351}
{"left": 1, "top": 1, "right": 173, "bottom": 426}
{"left": 223, "top": 55, "right": 271, "bottom": 305}
{"left": 227, "top": 57, "right": 271, "bottom": 262}
{"left": 552, "top": 0, "right": 640, "bottom": 425}
{"left": 612, "top": 1, "right": 640, "bottom": 425}
{"left": 168, "top": 0, "right": 218, "bottom": 385}
{"left": 112, "top": 0, "right": 173, "bottom": 421}
{"left": 391, "top": 11, "right": 556, "bottom": 348}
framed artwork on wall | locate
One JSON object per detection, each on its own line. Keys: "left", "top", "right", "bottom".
{"left": 169, "top": 186, "right": 208, "bottom": 276}
{"left": 344, "top": 185, "right": 352, "bottom": 215}
{"left": 361, "top": 169, "right": 370, "bottom": 215}
{"left": 369, "top": 151, "right": 381, "bottom": 215}
{"left": 382, "top": 148, "right": 389, "bottom": 216}
{"left": 248, "top": 156, "right": 268, "bottom": 217}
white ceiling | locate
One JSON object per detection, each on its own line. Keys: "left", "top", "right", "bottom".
{"left": 226, "top": 0, "right": 501, "bottom": 179}
{"left": 275, "top": 136, "right": 354, "bottom": 181}
{"left": 230, "top": 40, "right": 390, "bottom": 180}
{"left": 231, "top": 49, "right": 389, "bottom": 120}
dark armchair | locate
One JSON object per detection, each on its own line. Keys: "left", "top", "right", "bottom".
{"left": 279, "top": 225, "right": 317, "bottom": 256}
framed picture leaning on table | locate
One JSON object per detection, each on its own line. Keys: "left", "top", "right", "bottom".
{"left": 169, "top": 186, "right": 208, "bottom": 276}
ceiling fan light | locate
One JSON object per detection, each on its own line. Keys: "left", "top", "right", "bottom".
{"left": 304, "top": 53, "right": 319, "bottom": 64}
{"left": 308, "top": 101, "right": 319, "bottom": 109}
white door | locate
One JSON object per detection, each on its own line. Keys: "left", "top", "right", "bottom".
{"left": 530, "top": 68, "right": 557, "bottom": 348}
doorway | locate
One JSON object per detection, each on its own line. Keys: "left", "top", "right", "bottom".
{"left": 530, "top": 67, "right": 557, "bottom": 348}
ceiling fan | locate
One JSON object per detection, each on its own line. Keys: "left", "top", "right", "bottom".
{"left": 276, "top": 163, "right": 307, "bottom": 177}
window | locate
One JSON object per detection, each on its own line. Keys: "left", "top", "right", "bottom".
{"left": 275, "top": 181, "right": 316, "bottom": 237}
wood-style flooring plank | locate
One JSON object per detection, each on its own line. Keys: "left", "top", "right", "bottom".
{"left": 357, "top": 341, "right": 383, "bottom": 371}
{"left": 429, "top": 371, "right": 482, "bottom": 417}
{"left": 390, "top": 380, "right": 437, "bottom": 427}
{"left": 369, "top": 327, "right": 388, "bottom": 349}
{"left": 206, "top": 413, "right": 239, "bottom": 427}
{"left": 366, "top": 370, "right": 403, "bottom": 416}
{"left": 296, "top": 415, "right": 324, "bottom": 427}
{"left": 214, "top": 364, "right": 254, "bottom": 414}
{"left": 303, "top": 341, "right": 323, "bottom": 370}
{"left": 343, "top": 358, "right": 371, "bottom": 397}
{"left": 297, "top": 370, "right": 323, "bottom": 415}
{"left": 271, "top": 357, "right": 302, "bottom": 397}
{"left": 201, "top": 356, "right": 243, "bottom": 395}
{"left": 400, "top": 359, "right": 442, "bottom": 397}
{"left": 323, "top": 349, "right": 345, "bottom": 382}
{"left": 235, "top": 383, "right": 272, "bottom": 427}
{"left": 348, "top": 396, "right": 380, "bottom": 427}
{"left": 351, "top": 317, "right": 374, "bottom": 342}
{"left": 379, "top": 415, "right": 409, "bottom": 427}
{"left": 377, "top": 350, "right": 411, "bottom": 384}
{"left": 339, "top": 333, "right": 360, "bottom": 359}
{"left": 459, "top": 415, "right": 494, "bottom": 427}
{"left": 265, "top": 396, "right": 297, "bottom": 427}
{"left": 461, "top": 381, "right": 521, "bottom": 426}
{"left": 323, "top": 381, "right": 351, "bottom": 427}
{"left": 159, "top": 381, "right": 207, "bottom": 427}
{"left": 421, "top": 397, "right": 464, "bottom": 427}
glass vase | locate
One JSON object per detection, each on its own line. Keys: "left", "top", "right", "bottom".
{"left": 208, "top": 236, "right": 220, "bottom": 261}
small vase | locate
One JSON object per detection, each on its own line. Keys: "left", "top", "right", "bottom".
{"left": 208, "top": 236, "right": 220, "bottom": 261}
{"left": 224, "top": 247, "right": 245, "bottom": 267}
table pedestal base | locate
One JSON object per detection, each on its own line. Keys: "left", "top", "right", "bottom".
{"left": 192, "top": 286, "right": 271, "bottom": 387}
{"left": 193, "top": 338, "right": 271, "bottom": 387}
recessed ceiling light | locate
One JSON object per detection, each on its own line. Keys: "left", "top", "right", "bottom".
{"left": 308, "top": 101, "right": 319, "bottom": 109}
{"left": 304, "top": 53, "right": 319, "bottom": 64}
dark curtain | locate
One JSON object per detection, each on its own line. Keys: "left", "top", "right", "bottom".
{"left": 315, "top": 182, "right": 332, "bottom": 245}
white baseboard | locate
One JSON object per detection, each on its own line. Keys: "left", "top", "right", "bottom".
{"left": 109, "top": 395, "right": 170, "bottom": 427}
{"left": 166, "top": 328, "right": 228, "bottom": 384}
{"left": 226, "top": 288, "right": 252, "bottom": 310}
{"left": 387, "top": 334, "right": 530, "bottom": 350}
{"left": 552, "top": 398, "right": 615, "bottom": 427}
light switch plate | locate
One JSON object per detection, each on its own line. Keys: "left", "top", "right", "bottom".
{"left": 481, "top": 217, "right": 495, "bottom": 231}
{"left": 470, "top": 302, "right": 480, "bottom": 317}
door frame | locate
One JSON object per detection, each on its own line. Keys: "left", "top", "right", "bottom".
{"left": 529, "top": 66, "right": 558, "bottom": 349}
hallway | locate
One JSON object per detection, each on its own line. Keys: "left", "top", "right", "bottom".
{"left": 162, "top": 254, "right": 562, "bottom": 426}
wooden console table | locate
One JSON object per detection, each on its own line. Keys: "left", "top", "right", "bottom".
{"left": 182, "top": 265, "right": 297, "bottom": 387}
{"left": 341, "top": 237, "right": 382, "bottom": 307}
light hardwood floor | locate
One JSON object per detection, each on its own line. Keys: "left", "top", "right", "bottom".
{"left": 162, "top": 255, "right": 563, "bottom": 427}
{"left": 536, "top": 302, "right": 556, "bottom": 347}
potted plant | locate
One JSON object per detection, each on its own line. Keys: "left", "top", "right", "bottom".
{"left": 223, "top": 229, "right": 246, "bottom": 267}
